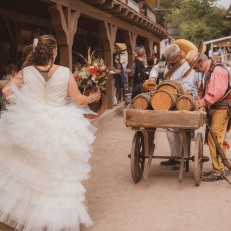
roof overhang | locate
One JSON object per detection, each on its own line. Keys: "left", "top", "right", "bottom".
{"left": 204, "top": 36, "right": 231, "bottom": 44}
{"left": 224, "top": 4, "right": 231, "bottom": 21}
{"left": 82, "top": 0, "right": 168, "bottom": 40}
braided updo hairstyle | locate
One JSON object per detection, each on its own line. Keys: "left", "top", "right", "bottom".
{"left": 22, "top": 35, "right": 57, "bottom": 68}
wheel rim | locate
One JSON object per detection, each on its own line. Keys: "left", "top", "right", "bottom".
{"left": 194, "top": 133, "right": 203, "bottom": 186}
{"left": 131, "top": 131, "right": 145, "bottom": 183}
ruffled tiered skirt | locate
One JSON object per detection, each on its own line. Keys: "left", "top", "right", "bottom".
{"left": 0, "top": 86, "right": 96, "bottom": 231}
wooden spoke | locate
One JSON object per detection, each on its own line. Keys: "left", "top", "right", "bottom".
{"left": 194, "top": 133, "right": 203, "bottom": 186}
{"left": 131, "top": 131, "right": 145, "bottom": 183}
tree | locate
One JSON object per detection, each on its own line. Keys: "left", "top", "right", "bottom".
{"left": 152, "top": 0, "right": 230, "bottom": 43}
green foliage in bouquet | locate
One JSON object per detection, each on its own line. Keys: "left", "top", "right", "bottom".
{"left": 73, "top": 48, "right": 111, "bottom": 92}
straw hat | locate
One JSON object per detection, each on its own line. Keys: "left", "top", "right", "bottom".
{"left": 172, "top": 39, "right": 198, "bottom": 54}
{"left": 84, "top": 89, "right": 108, "bottom": 120}
{"left": 183, "top": 41, "right": 206, "bottom": 78}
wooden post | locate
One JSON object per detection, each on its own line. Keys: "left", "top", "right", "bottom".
{"left": 144, "top": 37, "right": 153, "bottom": 57}
{"left": 156, "top": 42, "right": 160, "bottom": 61}
{"left": 48, "top": 3, "right": 80, "bottom": 69}
{"left": 123, "top": 31, "right": 137, "bottom": 68}
{"left": 98, "top": 22, "right": 117, "bottom": 109}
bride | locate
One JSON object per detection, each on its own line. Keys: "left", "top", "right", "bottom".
{"left": 0, "top": 34, "right": 101, "bottom": 231}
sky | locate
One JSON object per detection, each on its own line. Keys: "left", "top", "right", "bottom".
{"left": 217, "top": 0, "right": 230, "bottom": 9}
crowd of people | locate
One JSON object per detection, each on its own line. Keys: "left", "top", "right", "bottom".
{"left": 130, "top": 39, "right": 231, "bottom": 179}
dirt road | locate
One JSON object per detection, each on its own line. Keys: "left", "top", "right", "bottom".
{"left": 81, "top": 113, "right": 231, "bottom": 231}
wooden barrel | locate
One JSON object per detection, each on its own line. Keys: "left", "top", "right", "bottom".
{"left": 176, "top": 95, "right": 198, "bottom": 111}
{"left": 156, "top": 80, "right": 184, "bottom": 100}
{"left": 133, "top": 94, "right": 152, "bottom": 110}
{"left": 0, "top": 80, "right": 9, "bottom": 90}
{"left": 151, "top": 90, "right": 175, "bottom": 110}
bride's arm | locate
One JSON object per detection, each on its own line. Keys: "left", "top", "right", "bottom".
{"left": 68, "top": 71, "right": 101, "bottom": 106}
{"left": 2, "top": 70, "right": 24, "bottom": 100}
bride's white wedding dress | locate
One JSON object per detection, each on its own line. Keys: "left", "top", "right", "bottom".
{"left": 0, "top": 66, "right": 96, "bottom": 231}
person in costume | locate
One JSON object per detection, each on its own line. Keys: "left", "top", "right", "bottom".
{"left": 157, "top": 43, "right": 194, "bottom": 170}
{"left": 194, "top": 54, "right": 231, "bottom": 181}
{"left": 1, "top": 34, "right": 101, "bottom": 230}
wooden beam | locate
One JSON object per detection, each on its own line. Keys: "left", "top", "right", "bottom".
{"left": 126, "top": 15, "right": 139, "bottom": 23}
{"left": 98, "top": 22, "right": 118, "bottom": 109}
{"left": 48, "top": 4, "right": 69, "bottom": 45}
{"left": 119, "top": 12, "right": 134, "bottom": 20}
{"left": 84, "top": 0, "right": 105, "bottom": 4}
{"left": 107, "top": 5, "right": 122, "bottom": 13}
{"left": 48, "top": 3, "right": 80, "bottom": 69}
{"left": 114, "top": 9, "right": 128, "bottom": 17}
{"left": 3, "top": 19, "right": 14, "bottom": 45}
{"left": 0, "top": 8, "right": 52, "bottom": 28}
{"left": 68, "top": 0, "right": 160, "bottom": 42}
{"left": 40, "top": 0, "right": 70, "bottom": 7}
{"left": 97, "top": 2, "right": 114, "bottom": 10}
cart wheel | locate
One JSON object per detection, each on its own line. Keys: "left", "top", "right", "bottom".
{"left": 194, "top": 133, "right": 203, "bottom": 186}
{"left": 131, "top": 131, "right": 145, "bottom": 183}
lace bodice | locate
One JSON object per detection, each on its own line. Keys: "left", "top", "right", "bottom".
{"left": 23, "top": 66, "right": 70, "bottom": 106}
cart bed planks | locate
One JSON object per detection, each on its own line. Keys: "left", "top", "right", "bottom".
{"left": 123, "top": 109, "right": 206, "bottom": 129}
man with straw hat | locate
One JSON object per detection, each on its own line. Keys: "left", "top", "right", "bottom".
{"left": 159, "top": 40, "right": 196, "bottom": 170}
{"left": 187, "top": 51, "right": 231, "bottom": 181}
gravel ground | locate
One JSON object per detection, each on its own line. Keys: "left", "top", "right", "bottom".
{"left": 81, "top": 113, "right": 231, "bottom": 231}
{"left": 1, "top": 111, "right": 231, "bottom": 231}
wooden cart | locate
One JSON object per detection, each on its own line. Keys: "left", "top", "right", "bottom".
{"left": 123, "top": 108, "right": 209, "bottom": 186}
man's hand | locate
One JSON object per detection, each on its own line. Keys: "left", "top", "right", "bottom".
{"left": 147, "top": 78, "right": 156, "bottom": 85}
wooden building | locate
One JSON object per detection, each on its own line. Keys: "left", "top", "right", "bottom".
{"left": 224, "top": 3, "right": 231, "bottom": 34}
{"left": 0, "top": 0, "right": 168, "bottom": 108}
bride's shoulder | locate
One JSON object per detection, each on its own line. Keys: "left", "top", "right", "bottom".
{"left": 56, "top": 65, "right": 69, "bottom": 71}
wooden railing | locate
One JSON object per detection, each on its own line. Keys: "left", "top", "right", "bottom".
{"left": 146, "top": 4, "right": 156, "bottom": 23}
{"left": 122, "top": 1, "right": 156, "bottom": 23}
{"left": 127, "top": 0, "right": 140, "bottom": 14}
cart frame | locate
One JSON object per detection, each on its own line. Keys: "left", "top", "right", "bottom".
{"left": 124, "top": 108, "right": 209, "bottom": 186}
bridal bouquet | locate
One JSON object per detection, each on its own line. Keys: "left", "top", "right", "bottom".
{"left": 73, "top": 48, "right": 111, "bottom": 92}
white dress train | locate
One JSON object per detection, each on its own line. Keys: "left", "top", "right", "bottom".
{"left": 0, "top": 66, "right": 96, "bottom": 231}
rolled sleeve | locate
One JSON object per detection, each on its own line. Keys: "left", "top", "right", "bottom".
{"left": 149, "top": 66, "right": 159, "bottom": 79}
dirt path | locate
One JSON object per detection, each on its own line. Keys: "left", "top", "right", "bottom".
{"left": 81, "top": 113, "right": 231, "bottom": 231}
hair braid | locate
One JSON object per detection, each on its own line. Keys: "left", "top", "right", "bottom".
{"left": 22, "top": 35, "right": 57, "bottom": 68}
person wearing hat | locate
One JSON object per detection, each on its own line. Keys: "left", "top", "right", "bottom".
{"left": 192, "top": 54, "right": 231, "bottom": 181}
{"left": 159, "top": 43, "right": 195, "bottom": 170}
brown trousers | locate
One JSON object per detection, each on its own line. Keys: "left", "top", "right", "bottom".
{"left": 208, "top": 109, "right": 229, "bottom": 173}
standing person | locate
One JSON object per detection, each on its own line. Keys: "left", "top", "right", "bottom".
{"left": 217, "top": 47, "right": 223, "bottom": 62}
{"left": 164, "top": 38, "right": 168, "bottom": 47}
{"left": 0, "top": 64, "right": 18, "bottom": 111}
{"left": 208, "top": 48, "right": 213, "bottom": 60}
{"left": 122, "top": 62, "right": 128, "bottom": 94}
{"left": 168, "top": 36, "right": 172, "bottom": 45}
{"left": 191, "top": 71, "right": 203, "bottom": 141}
{"left": 131, "top": 46, "right": 146, "bottom": 99}
{"left": 195, "top": 55, "right": 231, "bottom": 181}
{"left": 152, "top": 51, "right": 158, "bottom": 64}
{"left": 145, "top": 56, "right": 154, "bottom": 80}
{"left": 113, "top": 63, "right": 124, "bottom": 104}
{"left": 228, "top": 47, "right": 231, "bottom": 60}
{"left": 159, "top": 43, "right": 197, "bottom": 170}
{"left": 1, "top": 63, "right": 18, "bottom": 80}
{"left": 0, "top": 34, "right": 101, "bottom": 230}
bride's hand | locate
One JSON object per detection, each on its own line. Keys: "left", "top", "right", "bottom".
{"left": 89, "top": 91, "right": 101, "bottom": 102}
